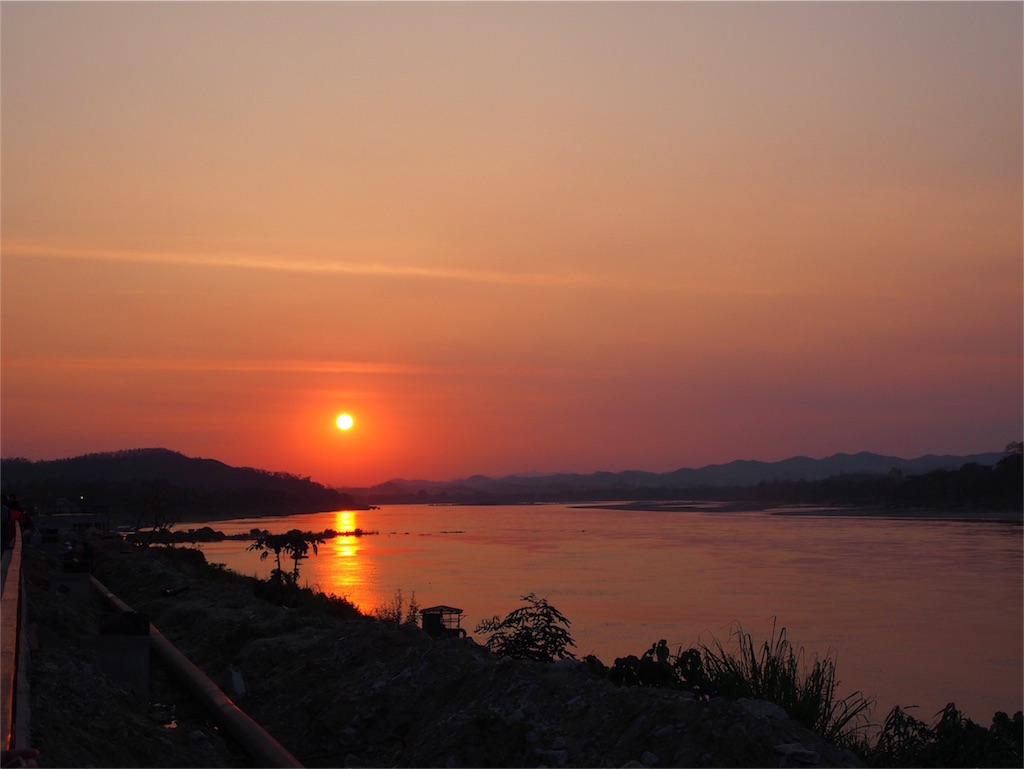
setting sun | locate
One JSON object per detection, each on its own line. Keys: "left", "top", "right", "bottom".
{"left": 336, "top": 413, "right": 354, "bottom": 431}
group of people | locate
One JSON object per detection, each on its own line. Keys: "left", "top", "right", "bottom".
{"left": 1, "top": 494, "right": 38, "bottom": 552}
{"left": 0, "top": 493, "right": 28, "bottom": 551}
{"left": 1, "top": 494, "right": 40, "bottom": 766}
{"left": 1, "top": 748, "right": 40, "bottom": 768}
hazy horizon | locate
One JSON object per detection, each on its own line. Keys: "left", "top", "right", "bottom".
{"left": 1, "top": 442, "right": 1009, "bottom": 489}
{"left": 3, "top": 2, "right": 1021, "bottom": 487}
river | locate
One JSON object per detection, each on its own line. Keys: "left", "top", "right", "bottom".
{"left": 175, "top": 502, "right": 1023, "bottom": 727}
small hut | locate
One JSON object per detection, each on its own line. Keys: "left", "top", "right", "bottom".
{"left": 419, "top": 605, "right": 467, "bottom": 638}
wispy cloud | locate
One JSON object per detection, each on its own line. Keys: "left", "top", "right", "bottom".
{"left": 2, "top": 242, "right": 617, "bottom": 289}
{"left": 3, "top": 241, "right": 831, "bottom": 299}
{"left": 0, "top": 356, "right": 431, "bottom": 375}
{"left": 1, "top": 355, "right": 637, "bottom": 381}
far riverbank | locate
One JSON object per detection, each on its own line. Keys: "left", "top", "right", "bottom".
{"left": 577, "top": 500, "right": 1023, "bottom": 523}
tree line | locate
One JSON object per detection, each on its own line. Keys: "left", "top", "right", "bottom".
{"left": 742, "top": 442, "right": 1022, "bottom": 509}
{"left": 0, "top": 449, "right": 357, "bottom": 524}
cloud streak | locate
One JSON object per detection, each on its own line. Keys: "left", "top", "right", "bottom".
{"left": 1, "top": 355, "right": 645, "bottom": 382}
{"left": 2, "top": 242, "right": 619, "bottom": 289}
{"left": 1, "top": 241, "right": 810, "bottom": 298}
{"left": 0, "top": 356, "right": 429, "bottom": 375}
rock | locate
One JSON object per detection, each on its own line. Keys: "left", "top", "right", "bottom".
{"left": 775, "top": 742, "right": 821, "bottom": 765}
{"left": 640, "top": 749, "right": 660, "bottom": 766}
{"left": 565, "top": 694, "right": 587, "bottom": 714}
{"left": 839, "top": 748, "right": 866, "bottom": 767}
{"left": 552, "top": 658, "right": 582, "bottom": 672}
{"left": 502, "top": 706, "right": 525, "bottom": 726}
{"left": 726, "top": 721, "right": 747, "bottom": 741}
{"left": 341, "top": 726, "right": 362, "bottom": 747}
{"left": 539, "top": 748, "right": 569, "bottom": 767}
{"left": 739, "top": 697, "right": 789, "bottom": 720}
{"left": 225, "top": 663, "right": 247, "bottom": 696}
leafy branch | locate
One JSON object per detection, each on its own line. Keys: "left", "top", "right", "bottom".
{"left": 475, "top": 593, "right": 576, "bottom": 662}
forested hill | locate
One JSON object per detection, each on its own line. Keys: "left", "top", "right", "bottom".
{"left": 347, "top": 448, "right": 1021, "bottom": 507}
{"left": 0, "top": 448, "right": 355, "bottom": 522}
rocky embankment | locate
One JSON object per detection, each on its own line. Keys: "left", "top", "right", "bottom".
{"left": 23, "top": 541, "right": 863, "bottom": 768}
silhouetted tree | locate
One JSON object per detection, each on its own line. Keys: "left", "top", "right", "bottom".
{"left": 475, "top": 593, "right": 576, "bottom": 662}
{"left": 247, "top": 529, "right": 326, "bottom": 587}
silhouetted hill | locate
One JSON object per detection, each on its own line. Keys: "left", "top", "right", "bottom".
{"left": 0, "top": 448, "right": 356, "bottom": 522}
{"left": 3, "top": 448, "right": 279, "bottom": 489}
{"left": 342, "top": 450, "right": 1012, "bottom": 505}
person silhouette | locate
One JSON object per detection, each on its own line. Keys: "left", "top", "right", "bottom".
{"left": 1, "top": 748, "right": 40, "bottom": 767}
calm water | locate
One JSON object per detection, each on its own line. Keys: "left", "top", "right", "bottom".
{"left": 177, "top": 504, "right": 1023, "bottom": 726}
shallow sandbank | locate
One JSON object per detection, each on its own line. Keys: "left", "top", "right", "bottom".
{"left": 768, "top": 506, "right": 1022, "bottom": 523}
{"left": 577, "top": 500, "right": 1022, "bottom": 523}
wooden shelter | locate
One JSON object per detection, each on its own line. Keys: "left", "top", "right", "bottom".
{"left": 419, "top": 605, "right": 467, "bottom": 638}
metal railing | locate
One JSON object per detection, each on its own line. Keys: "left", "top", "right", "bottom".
{"left": 3, "top": 527, "right": 301, "bottom": 767}
{"left": 1, "top": 522, "right": 30, "bottom": 753}
{"left": 91, "top": 576, "right": 303, "bottom": 768}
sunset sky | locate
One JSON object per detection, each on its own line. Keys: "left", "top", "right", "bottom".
{"left": 2, "top": 2, "right": 1021, "bottom": 488}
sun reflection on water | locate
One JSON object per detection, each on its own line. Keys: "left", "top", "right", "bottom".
{"left": 335, "top": 510, "right": 359, "bottom": 557}
{"left": 329, "top": 510, "right": 363, "bottom": 600}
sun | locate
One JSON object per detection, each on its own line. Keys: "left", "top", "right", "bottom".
{"left": 336, "top": 413, "right": 354, "bottom": 431}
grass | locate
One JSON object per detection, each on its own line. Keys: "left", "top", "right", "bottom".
{"left": 372, "top": 587, "right": 421, "bottom": 625}
{"left": 859, "top": 703, "right": 1023, "bottom": 767}
{"left": 696, "top": 618, "right": 874, "bottom": 746}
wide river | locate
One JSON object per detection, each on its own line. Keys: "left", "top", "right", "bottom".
{"left": 176, "top": 503, "right": 1022, "bottom": 727}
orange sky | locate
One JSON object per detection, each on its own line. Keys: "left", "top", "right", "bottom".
{"left": 2, "top": 2, "right": 1021, "bottom": 487}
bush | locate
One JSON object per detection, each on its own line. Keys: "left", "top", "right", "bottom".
{"left": 863, "top": 703, "right": 1023, "bottom": 767}
{"left": 373, "top": 588, "right": 420, "bottom": 626}
{"left": 696, "top": 620, "right": 872, "bottom": 745}
{"left": 475, "top": 593, "right": 577, "bottom": 662}
{"left": 586, "top": 640, "right": 708, "bottom": 693}
{"left": 587, "top": 621, "right": 871, "bottom": 747}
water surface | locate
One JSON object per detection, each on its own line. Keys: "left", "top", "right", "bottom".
{"left": 179, "top": 503, "right": 1023, "bottom": 726}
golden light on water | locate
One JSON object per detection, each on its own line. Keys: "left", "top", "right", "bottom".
{"left": 334, "top": 510, "right": 359, "bottom": 558}
{"left": 330, "top": 510, "right": 362, "bottom": 601}
{"left": 337, "top": 510, "right": 357, "bottom": 533}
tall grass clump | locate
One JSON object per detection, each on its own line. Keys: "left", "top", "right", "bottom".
{"left": 698, "top": 619, "right": 873, "bottom": 745}
{"left": 373, "top": 588, "right": 421, "bottom": 626}
{"left": 861, "top": 703, "right": 1023, "bottom": 767}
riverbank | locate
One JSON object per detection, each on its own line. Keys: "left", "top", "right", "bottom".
{"left": 25, "top": 538, "right": 863, "bottom": 768}
{"left": 578, "top": 500, "right": 1023, "bottom": 523}
{"left": 768, "top": 506, "right": 1022, "bottom": 522}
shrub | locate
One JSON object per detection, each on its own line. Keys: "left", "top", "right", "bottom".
{"left": 475, "top": 593, "right": 577, "bottom": 662}
{"left": 863, "top": 703, "right": 1023, "bottom": 767}
{"left": 591, "top": 640, "right": 708, "bottom": 692}
{"left": 373, "top": 588, "right": 420, "bottom": 626}
{"left": 294, "top": 587, "right": 362, "bottom": 620}
{"left": 588, "top": 621, "right": 871, "bottom": 746}
{"left": 697, "top": 619, "right": 873, "bottom": 745}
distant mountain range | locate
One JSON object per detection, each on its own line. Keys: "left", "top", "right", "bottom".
{"left": 0, "top": 447, "right": 1011, "bottom": 513}
{"left": 342, "top": 451, "right": 1006, "bottom": 504}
